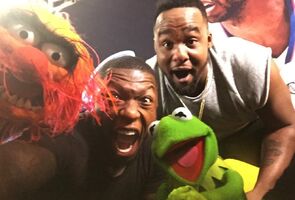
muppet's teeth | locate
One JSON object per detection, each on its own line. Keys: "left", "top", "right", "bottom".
{"left": 16, "top": 98, "right": 25, "bottom": 107}
{"left": 0, "top": 87, "right": 40, "bottom": 111}
{"left": 9, "top": 95, "right": 18, "bottom": 104}
{"left": 15, "top": 97, "right": 33, "bottom": 110}
{"left": 31, "top": 106, "right": 42, "bottom": 111}
{"left": 24, "top": 99, "right": 32, "bottom": 109}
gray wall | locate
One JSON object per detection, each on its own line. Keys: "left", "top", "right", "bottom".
{"left": 65, "top": 0, "right": 156, "bottom": 62}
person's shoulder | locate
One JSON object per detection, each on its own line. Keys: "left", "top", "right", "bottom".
{"left": 212, "top": 37, "right": 270, "bottom": 54}
{"left": 211, "top": 37, "right": 272, "bottom": 68}
{"left": 146, "top": 55, "right": 157, "bottom": 69}
{"left": 211, "top": 37, "right": 272, "bottom": 110}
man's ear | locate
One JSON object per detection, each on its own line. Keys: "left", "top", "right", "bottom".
{"left": 153, "top": 36, "right": 158, "bottom": 52}
{"left": 208, "top": 33, "right": 213, "bottom": 48}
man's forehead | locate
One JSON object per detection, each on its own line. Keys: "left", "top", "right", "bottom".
{"left": 108, "top": 75, "right": 157, "bottom": 95}
{"left": 156, "top": 23, "right": 201, "bottom": 36}
{"left": 154, "top": 7, "right": 205, "bottom": 33}
{"left": 109, "top": 68, "right": 156, "bottom": 83}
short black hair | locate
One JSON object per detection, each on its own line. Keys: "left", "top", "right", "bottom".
{"left": 98, "top": 56, "right": 155, "bottom": 78}
{"left": 155, "top": 0, "right": 208, "bottom": 22}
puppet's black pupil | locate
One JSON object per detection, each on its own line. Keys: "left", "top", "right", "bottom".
{"left": 175, "top": 111, "right": 186, "bottom": 118}
{"left": 20, "top": 30, "right": 28, "bottom": 39}
{"left": 52, "top": 52, "right": 61, "bottom": 61}
{"left": 149, "top": 124, "right": 156, "bottom": 135}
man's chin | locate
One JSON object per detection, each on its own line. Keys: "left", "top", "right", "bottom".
{"left": 168, "top": 78, "right": 194, "bottom": 95}
{"left": 174, "top": 84, "right": 197, "bottom": 97}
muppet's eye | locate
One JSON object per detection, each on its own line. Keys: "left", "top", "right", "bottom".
{"left": 148, "top": 121, "right": 159, "bottom": 136}
{"left": 8, "top": 24, "right": 40, "bottom": 45}
{"left": 41, "top": 43, "right": 71, "bottom": 68}
{"left": 171, "top": 107, "right": 193, "bottom": 121}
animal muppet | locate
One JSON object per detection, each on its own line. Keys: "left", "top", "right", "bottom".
{"left": 150, "top": 107, "right": 259, "bottom": 200}
{"left": 0, "top": 1, "right": 112, "bottom": 199}
{"left": 0, "top": 1, "right": 110, "bottom": 143}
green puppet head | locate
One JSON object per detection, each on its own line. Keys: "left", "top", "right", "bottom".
{"left": 150, "top": 107, "right": 218, "bottom": 186}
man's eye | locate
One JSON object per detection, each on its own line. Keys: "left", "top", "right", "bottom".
{"left": 110, "top": 92, "right": 125, "bottom": 106}
{"left": 163, "top": 41, "right": 173, "bottom": 49}
{"left": 186, "top": 38, "right": 197, "bottom": 47}
{"left": 141, "top": 97, "right": 152, "bottom": 105}
{"left": 111, "top": 92, "right": 121, "bottom": 100}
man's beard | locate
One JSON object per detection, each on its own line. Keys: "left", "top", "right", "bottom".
{"left": 172, "top": 78, "right": 201, "bottom": 97}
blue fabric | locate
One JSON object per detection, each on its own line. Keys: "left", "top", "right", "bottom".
{"left": 285, "top": 0, "right": 295, "bottom": 63}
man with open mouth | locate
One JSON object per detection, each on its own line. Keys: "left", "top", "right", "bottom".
{"left": 148, "top": 0, "right": 295, "bottom": 199}
{"left": 75, "top": 55, "right": 163, "bottom": 200}
{"left": 200, "top": 0, "right": 295, "bottom": 109}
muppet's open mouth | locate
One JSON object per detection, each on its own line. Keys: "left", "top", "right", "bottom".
{"left": 0, "top": 65, "right": 44, "bottom": 110}
{"left": 164, "top": 138, "right": 205, "bottom": 182}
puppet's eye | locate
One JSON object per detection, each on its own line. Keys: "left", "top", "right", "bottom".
{"left": 171, "top": 107, "right": 192, "bottom": 121}
{"left": 148, "top": 121, "right": 159, "bottom": 136}
{"left": 8, "top": 24, "right": 40, "bottom": 45}
{"left": 41, "top": 43, "right": 71, "bottom": 68}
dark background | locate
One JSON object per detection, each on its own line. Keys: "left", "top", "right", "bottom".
{"left": 65, "top": 0, "right": 156, "bottom": 62}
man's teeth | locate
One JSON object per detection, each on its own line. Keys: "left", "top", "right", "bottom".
{"left": 119, "top": 131, "right": 136, "bottom": 136}
{"left": 0, "top": 85, "right": 41, "bottom": 111}
{"left": 204, "top": 3, "right": 215, "bottom": 12}
{"left": 115, "top": 131, "right": 138, "bottom": 153}
{"left": 116, "top": 143, "right": 133, "bottom": 153}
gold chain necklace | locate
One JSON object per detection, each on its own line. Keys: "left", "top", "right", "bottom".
{"left": 165, "top": 74, "right": 208, "bottom": 120}
{"left": 198, "top": 98, "right": 206, "bottom": 119}
{"left": 197, "top": 75, "right": 208, "bottom": 120}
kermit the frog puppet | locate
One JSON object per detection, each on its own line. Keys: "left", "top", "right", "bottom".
{"left": 150, "top": 107, "right": 251, "bottom": 200}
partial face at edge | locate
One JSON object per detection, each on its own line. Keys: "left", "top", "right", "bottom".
{"left": 154, "top": 7, "right": 212, "bottom": 97}
{"left": 200, "top": 0, "right": 246, "bottom": 22}
{"left": 102, "top": 68, "right": 158, "bottom": 160}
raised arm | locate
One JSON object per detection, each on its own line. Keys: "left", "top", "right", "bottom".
{"left": 247, "top": 60, "right": 295, "bottom": 200}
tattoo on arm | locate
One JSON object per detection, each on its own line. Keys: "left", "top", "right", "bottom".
{"left": 262, "top": 139, "right": 282, "bottom": 167}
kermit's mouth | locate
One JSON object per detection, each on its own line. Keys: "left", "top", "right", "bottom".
{"left": 164, "top": 138, "right": 204, "bottom": 182}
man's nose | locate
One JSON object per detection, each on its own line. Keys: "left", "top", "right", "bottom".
{"left": 172, "top": 44, "right": 189, "bottom": 62}
{"left": 118, "top": 100, "right": 140, "bottom": 120}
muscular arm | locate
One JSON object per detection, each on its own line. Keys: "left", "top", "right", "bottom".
{"left": 0, "top": 140, "right": 57, "bottom": 200}
{"left": 248, "top": 60, "right": 295, "bottom": 199}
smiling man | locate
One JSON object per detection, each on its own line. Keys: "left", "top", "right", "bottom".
{"left": 76, "top": 55, "right": 163, "bottom": 200}
{"left": 201, "top": 0, "right": 246, "bottom": 24}
{"left": 200, "top": 0, "right": 295, "bottom": 107}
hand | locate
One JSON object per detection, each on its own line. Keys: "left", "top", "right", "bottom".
{"left": 167, "top": 185, "right": 206, "bottom": 200}
{"left": 246, "top": 189, "right": 265, "bottom": 200}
